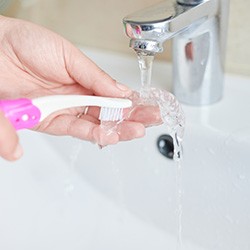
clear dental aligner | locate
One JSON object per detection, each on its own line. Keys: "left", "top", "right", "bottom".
{"left": 101, "top": 88, "right": 185, "bottom": 161}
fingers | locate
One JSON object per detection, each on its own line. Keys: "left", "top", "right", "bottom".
{"left": 0, "top": 112, "right": 23, "bottom": 161}
{"left": 38, "top": 113, "right": 120, "bottom": 145}
{"left": 116, "top": 121, "right": 145, "bottom": 141}
{"left": 124, "top": 105, "right": 162, "bottom": 127}
{"left": 35, "top": 101, "right": 161, "bottom": 146}
{"left": 64, "top": 43, "right": 132, "bottom": 97}
{"left": 37, "top": 113, "right": 145, "bottom": 146}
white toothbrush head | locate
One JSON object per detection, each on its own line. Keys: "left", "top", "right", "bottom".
{"left": 99, "top": 107, "right": 124, "bottom": 121}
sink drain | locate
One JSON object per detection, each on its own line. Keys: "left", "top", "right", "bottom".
{"left": 157, "top": 134, "right": 174, "bottom": 159}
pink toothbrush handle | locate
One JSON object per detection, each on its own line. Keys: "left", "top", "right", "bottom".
{"left": 0, "top": 98, "right": 41, "bottom": 130}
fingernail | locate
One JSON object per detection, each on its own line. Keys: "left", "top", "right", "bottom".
{"left": 13, "top": 144, "right": 23, "bottom": 159}
{"left": 116, "top": 82, "right": 131, "bottom": 92}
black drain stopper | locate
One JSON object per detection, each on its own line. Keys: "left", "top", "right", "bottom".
{"left": 157, "top": 134, "right": 174, "bottom": 160}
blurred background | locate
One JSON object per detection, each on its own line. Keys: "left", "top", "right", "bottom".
{"left": 1, "top": 0, "right": 249, "bottom": 76}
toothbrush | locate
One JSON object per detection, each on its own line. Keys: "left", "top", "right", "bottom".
{"left": 0, "top": 95, "right": 132, "bottom": 130}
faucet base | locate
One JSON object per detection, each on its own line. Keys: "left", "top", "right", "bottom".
{"left": 172, "top": 17, "right": 224, "bottom": 105}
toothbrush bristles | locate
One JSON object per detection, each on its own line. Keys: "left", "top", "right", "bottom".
{"left": 99, "top": 107, "right": 124, "bottom": 121}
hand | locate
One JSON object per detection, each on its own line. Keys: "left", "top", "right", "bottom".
{"left": 0, "top": 16, "right": 161, "bottom": 161}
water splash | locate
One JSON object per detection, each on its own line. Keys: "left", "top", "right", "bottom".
{"left": 64, "top": 140, "right": 83, "bottom": 195}
{"left": 128, "top": 88, "right": 185, "bottom": 161}
{"left": 100, "top": 51, "right": 185, "bottom": 160}
{"left": 136, "top": 51, "right": 185, "bottom": 160}
{"left": 150, "top": 88, "right": 185, "bottom": 161}
{"left": 137, "top": 51, "right": 155, "bottom": 98}
{"left": 136, "top": 51, "right": 185, "bottom": 250}
{"left": 176, "top": 161, "right": 183, "bottom": 250}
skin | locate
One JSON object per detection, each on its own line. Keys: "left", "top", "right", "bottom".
{"left": 0, "top": 15, "right": 161, "bottom": 161}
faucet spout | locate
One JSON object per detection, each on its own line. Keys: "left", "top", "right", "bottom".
{"left": 123, "top": 0, "right": 230, "bottom": 105}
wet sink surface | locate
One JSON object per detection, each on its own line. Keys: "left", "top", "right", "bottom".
{"left": 0, "top": 48, "right": 249, "bottom": 250}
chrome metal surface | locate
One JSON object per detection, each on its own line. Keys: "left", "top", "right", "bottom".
{"left": 123, "top": 0, "right": 230, "bottom": 105}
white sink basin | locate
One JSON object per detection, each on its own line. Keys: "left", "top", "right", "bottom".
{"left": 0, "top": 48, "right": 249, "bottom": 250}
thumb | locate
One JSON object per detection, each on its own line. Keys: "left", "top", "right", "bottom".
{"left": 0, "top": 112, "right": 23, "bottom": 161}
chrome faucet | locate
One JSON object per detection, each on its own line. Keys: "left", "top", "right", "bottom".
{"left": 123, "top": 0, "right": 230, "bottom": 105}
